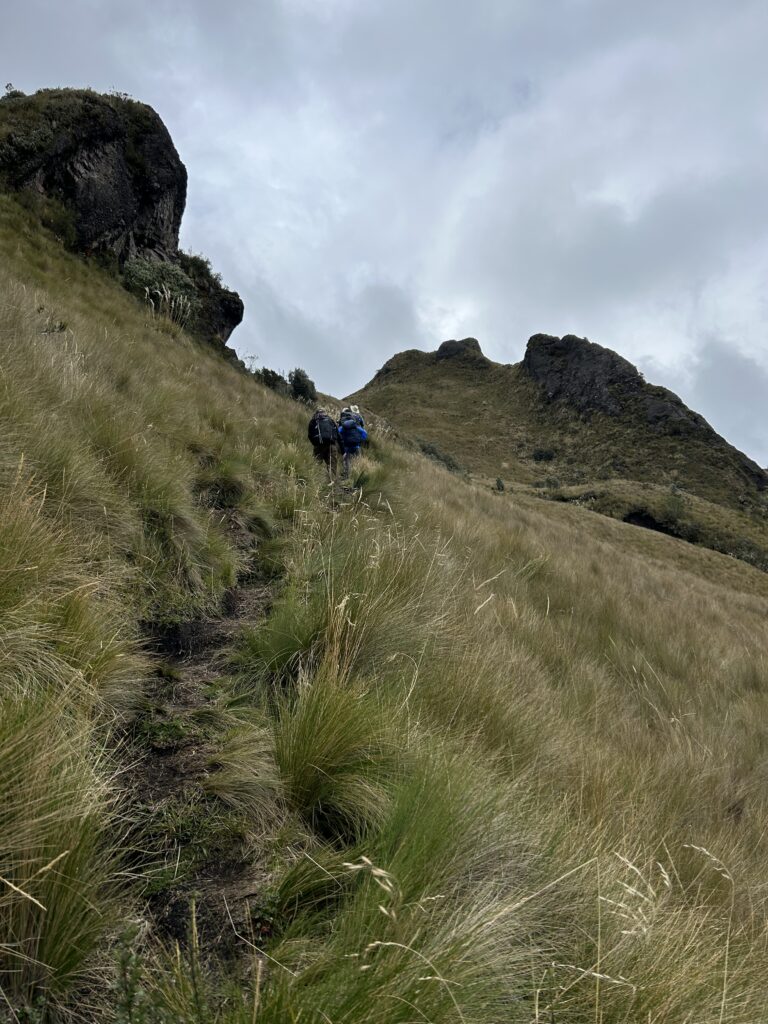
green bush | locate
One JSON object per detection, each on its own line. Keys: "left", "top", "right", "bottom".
{"left": 416, "top": 438, "right": 463, "bottom": 473}
{"left": 288, "top": 367, "right": 317, "bottom": 403}
{"left": 532, "top": 447, "right": 555, "bottom": 462}
{"left": 3, "top": 83, "right": 26, "bottom": 100}
{"left": 177, "top": 250, "right": 223, "bottom": 288}
{"left": 123, "top": 257, "right": 198, "bottom": 327}
{"left": 252, "top": 367, "right": 290, "bottom": 396}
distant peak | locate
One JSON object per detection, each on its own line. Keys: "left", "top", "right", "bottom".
{"left": 435, "top": 337, "right": 488, "bottom": 362}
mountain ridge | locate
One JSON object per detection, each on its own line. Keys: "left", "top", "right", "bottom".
{"left": 351, "top": 333, "right": 767, "bottom": 501}
{"left": 349, "top": 333, "right": 768, "bottom": 570}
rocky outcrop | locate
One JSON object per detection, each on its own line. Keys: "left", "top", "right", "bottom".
{"left": 373, "top": 338, "right": 491, "bottom": 381}
{"left": 177, "top": 251, "right": 244, "bottom": 348}
{"left": 522, "top": 333, "right": 767, "bottom": 492}
{"left": 435, "top": 337, "right": 490, "bottom": 365}
{"left": 0, "top": 89, "right": 185, "bottom": 260}
{"left": 523, "top": 334, "right": 649, "bottom": 417}
{"left": 0, "top": 88, "right": 243, "bottom": 350}
{"left": 524, "top": 333, "right": 709, "bottom": 425}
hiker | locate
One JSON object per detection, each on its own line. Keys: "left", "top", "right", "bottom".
{"left": 338, "top": 406, "right": 368, "bottom": 476}
{"left": 307, "top": 407, "right": 338, "bottom": 467}
{"left": 348, "top": 405, "right": 369, "bottom": 449}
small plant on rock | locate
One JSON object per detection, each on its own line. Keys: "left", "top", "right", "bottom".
{"left": 123, "top": 257, "right": 198, "bottom": 328}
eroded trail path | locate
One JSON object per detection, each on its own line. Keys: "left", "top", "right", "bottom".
{"left": 127, "top": 567, "right": 277, "bottom": 959}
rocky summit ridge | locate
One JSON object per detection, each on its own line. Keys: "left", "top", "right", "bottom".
{"left": 522, "top": 334, "right": 765, "bottom": 484}
{"left": 350, "top": 333, "right": 768, "bottom": 570}
{"left": 0, "top": 88, "right": 243, "bottom": 355}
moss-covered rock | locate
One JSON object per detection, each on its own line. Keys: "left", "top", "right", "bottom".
{"left": 0, "top": 88, "right": 244, "bottom": 353}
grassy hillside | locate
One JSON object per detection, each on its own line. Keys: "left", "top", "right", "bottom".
{"left": 349, "top": 339, "right": 768, "bottom": 571}
{"left": 3, "top": 195, "right": 768, "bottom": 1023}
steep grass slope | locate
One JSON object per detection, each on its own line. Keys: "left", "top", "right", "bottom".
{"left": 2, "top": 196, "right": 768, "bottom": 1023}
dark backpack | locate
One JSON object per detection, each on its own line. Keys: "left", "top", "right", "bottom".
{"left": 309, "top": 414, "right": 337, "bottom": 445}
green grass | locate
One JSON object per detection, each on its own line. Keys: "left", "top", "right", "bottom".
{"left": 543, "top": 476, "right": 768, "bottom": 571}
{"left": 3, "top": 191, "right": 768, "bottom": 1022}
{"left": 0, "top": 694, "right": 118, "bottom": 1011}
{"left": 272, "top": 665, "right": 400, "bottom": 841}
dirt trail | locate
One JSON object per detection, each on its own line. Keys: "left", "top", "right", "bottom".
{"left": 127, "top": 567, "right": 276, "bottom": 958}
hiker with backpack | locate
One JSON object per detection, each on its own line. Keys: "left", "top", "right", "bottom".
{"left": 338, "top": 406, "right": 368, "bottom": 477}
{"left": 307, "top": 407, "right": 339, "bottom": 467}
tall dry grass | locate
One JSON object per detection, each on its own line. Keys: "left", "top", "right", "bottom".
{"left": 3, "top": 193, "right": 768, "bottom": 1020}
{"left": 229, "top": 436, "right": 768, "bottom": 1020}
{"left": 0, "top": 196, "right": 319, "bottom": 1017}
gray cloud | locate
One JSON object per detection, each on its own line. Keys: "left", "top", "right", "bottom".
{"left": 2, "top": 0, "right": 768, "bottom": 463}
{"left": 679, "top": 341, "right": 768, "bottom": 469}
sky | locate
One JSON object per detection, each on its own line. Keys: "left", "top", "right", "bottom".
{"left": 2, "top": 0, "right": 767, "bottom": 465}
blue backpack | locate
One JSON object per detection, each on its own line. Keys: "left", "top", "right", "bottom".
{"left": 339, "top": 418, "right": 367, "bottom": 448}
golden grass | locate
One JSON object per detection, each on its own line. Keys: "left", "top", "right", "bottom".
{"left": 3, "top": 193, "right": 768, "bottom": 1020}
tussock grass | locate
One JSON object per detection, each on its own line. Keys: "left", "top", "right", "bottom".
{"left": 4, "top": 193, "right": 768, "bottom": 1021}
{"left": 0, "top": 196, "right": 322, "bottom": 1017}
{"left": 203, "top": 722, "right": 285, "bottom": 832}
{"left": 273, "top": 666, "right": 400, "bottom": 841}
{"left": 226, "top": 438, "right": 768, "bottom": 1020}
{"left": 0, "top": 694, "right": 117, "bottom": 1011}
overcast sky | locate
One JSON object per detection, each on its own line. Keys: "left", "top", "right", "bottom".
{"left": 3, "top": 0, "right": 767, "bottom": 464}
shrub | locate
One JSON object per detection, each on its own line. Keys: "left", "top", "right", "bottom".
{"left": 177, "top": 250, "right": 223, "bottom": 288}
{"left": 253, "top": 366, "right": 290, "bottom": 397}
{"left": 417, "top": 438, "right": 463, "bottom": 473}
{"left": 123, "top": 257, "right": 198, "bottom": 327}
{"left": 288, "top": 367, "right": 317, "bottom": 403}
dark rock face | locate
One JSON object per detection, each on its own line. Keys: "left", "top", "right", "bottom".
{"left": 177, "top": 252, "right": 244, "bottom": 347}
{"left": 523, "top": 332, "right": 713, "bottom": 429}
{"left": 207, "top": 288, "right": 244, "bottom": 347}
{"left": 523, "top": 334, "right": 644, "bottom": 416}
{"left": 0, "top": 89, "right": 243, "bottom": 352}
{"left": 436, "top": 337, "right": 487, "bottom": 363}
{"left": 523, "top": 333, "right": 768, "bottom": 492}
{"left": 0, "top": 89, "right": 185, "bottom": 260}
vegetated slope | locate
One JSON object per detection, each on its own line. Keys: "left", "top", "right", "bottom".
{"left": 349, "top": 335, "right": 768, "bottom": 569}
{"left": 3, "top": 198, "right": 768, "bottom": 1024}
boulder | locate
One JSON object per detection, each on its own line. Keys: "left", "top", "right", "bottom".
{"left": 0, "top": 88, "right": 244, "bottom": 351}
{"left": 0, "top": 89, "right": 185, "bottom": 260}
